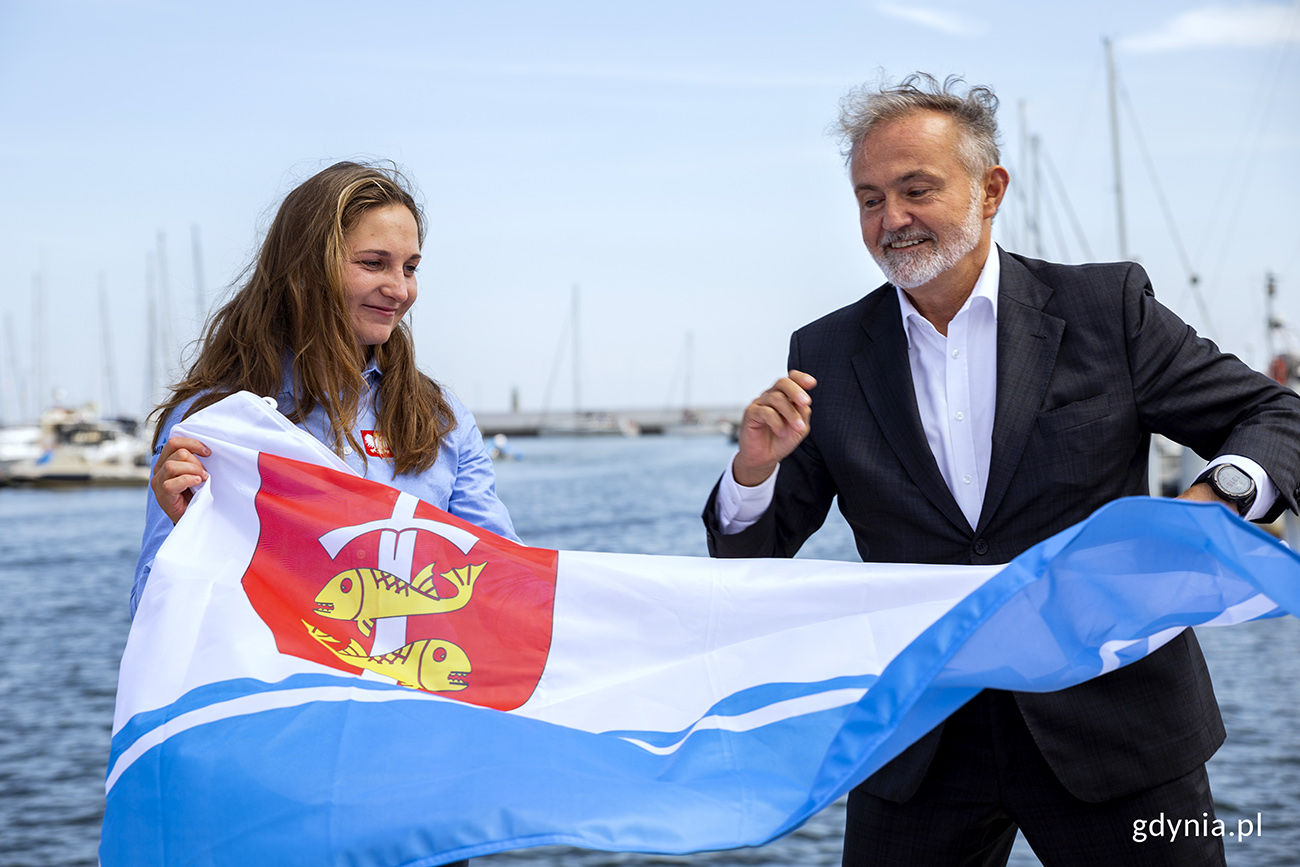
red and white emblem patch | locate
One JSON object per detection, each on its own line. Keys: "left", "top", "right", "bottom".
{"left": 360, "top": 430, "right": 393, "bottom": 458}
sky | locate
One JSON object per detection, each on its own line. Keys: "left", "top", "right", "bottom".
{"left": 1, "top": 0, "right": 1297, "bottom": 420}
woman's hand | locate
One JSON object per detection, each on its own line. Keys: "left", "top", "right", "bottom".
{"left": 151, "top": 436, "right": 212, "bottom": 524}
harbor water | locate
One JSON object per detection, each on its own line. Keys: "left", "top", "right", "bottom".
{"left": 1, "top": 433, "right": 1297, "bottom": 866}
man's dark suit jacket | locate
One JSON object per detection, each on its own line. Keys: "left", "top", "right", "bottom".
{"left": 705, "top": 248, "right": 1300, "bottom": 804}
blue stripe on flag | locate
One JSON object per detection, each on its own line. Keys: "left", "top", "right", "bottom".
{"left": 102, "top": 690, "right": 868, "bottom": 864}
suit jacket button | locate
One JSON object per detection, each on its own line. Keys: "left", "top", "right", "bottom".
{"left": 972, "top": 538, "right": 989, "bottom": 556}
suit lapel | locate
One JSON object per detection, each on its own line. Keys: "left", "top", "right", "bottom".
{"left": 979, "top": 250, "right": 1065, "bottom": 533}
{"left": 851, "top": 289, "right": 972, "bottom": 534}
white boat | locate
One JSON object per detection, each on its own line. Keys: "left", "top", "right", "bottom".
{"left": 538, "top": 411, "right": 641, "bottom": 437}
{"left": 3, "top": 406, "right": 151, "bottom": 486}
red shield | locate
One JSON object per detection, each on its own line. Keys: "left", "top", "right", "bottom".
{"left": 241, "top": 452, "right": 557, "bottom": 711}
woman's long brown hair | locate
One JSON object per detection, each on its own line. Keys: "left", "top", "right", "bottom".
{"left": 151, "top": 161, "right": 455, "bottom": 475}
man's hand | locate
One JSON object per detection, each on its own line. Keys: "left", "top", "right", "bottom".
{"left": 733, "top": 370, "right": 817, "bottom": 487}
{"left": 151, "top": 436, "right": 211, "bottom": 524}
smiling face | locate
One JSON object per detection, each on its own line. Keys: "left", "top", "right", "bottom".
{"left": 341, "top": 204, "right": 421, "bottom": 348}
{"left": 873, "top": 179, "right": 983, "bottom": 291}
{"left": 850, "top": 110, "right": 1004, "bottom": 300}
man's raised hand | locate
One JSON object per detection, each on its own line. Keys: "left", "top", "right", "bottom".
{"left": 733, "top": 370, "right": 817, "bottom": 487}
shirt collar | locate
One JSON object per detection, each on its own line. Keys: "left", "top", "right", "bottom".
{"left": 276, "top": 353, "right": 384, "bottom": 402}
{"left": 896, "top": 243, "right": 1001, "bottom": 347}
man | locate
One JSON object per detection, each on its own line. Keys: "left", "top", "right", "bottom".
{"left": 703, "top": 73, "right": 1300, "bottom": 866}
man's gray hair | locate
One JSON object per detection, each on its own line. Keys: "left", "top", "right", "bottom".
{"left": 836, "top": 73, "right": 1002, "bottom": 178}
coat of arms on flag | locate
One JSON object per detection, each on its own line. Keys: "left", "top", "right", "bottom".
{"left": 244, "top": 453, "right": 558, "bottom": 710}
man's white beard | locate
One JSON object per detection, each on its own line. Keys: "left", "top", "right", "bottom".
{"left": 871, "top": 189, "right": 983, "bottom": 290}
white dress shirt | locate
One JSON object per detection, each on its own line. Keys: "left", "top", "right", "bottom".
{"left": 898, "top": 245, "right": 1000, "bottom": 528}
{"left": 716, "top": 245, "right": 1277, "bottom": 533}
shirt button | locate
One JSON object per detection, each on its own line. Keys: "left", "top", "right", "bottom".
{"left": 343, "top": 446, "right": 353, "bottom": 455}
{"left": 962, "top": 474, "right": 972, "bottom": 485}
{"left": 955, "top": 411, "right": 965, "bottom": 421}
{"left": 951, "top": 349, "right": 960, "bottom": 359}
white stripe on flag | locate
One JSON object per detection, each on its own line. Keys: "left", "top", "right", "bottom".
{"left": 1096, "top": 593, "right": 1278, "bottom": 674}
{"left": 618, "top": 687, "right": 869, "bottom": 755}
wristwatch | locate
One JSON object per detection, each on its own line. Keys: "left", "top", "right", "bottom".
{"left": 1194, "top": 464, "right": 1257, "bottom": 517}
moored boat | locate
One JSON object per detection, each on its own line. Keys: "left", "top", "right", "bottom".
{"left": 3, "top": 406, "right": 150, "bottom": 486}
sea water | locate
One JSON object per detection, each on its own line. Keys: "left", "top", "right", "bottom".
{"left": 1, "top": 433, "right": 1296, "bottom": 866}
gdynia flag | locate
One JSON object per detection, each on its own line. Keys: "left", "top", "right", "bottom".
{"left": 103, "top": 392, "right": 1300, "bottom": 867}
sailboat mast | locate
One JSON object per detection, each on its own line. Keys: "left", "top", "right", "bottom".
{"left": 144, "top": 253, "right": 157, "bottom": 415}
{"left": 32, "top": 270, "right": 45, "bottom": 413}
{"left": 4, "top": 312, "right": 25, "bottom": 422}
{"left": 192, "top": 224, "right": 206, "bottom": 325}
{"left": 1030, "top": 133, "right": 1044, "bottom": 258}
{"left": 99, "top": 273, "right": 119, "bottom": 418}
{"left": 1266, "top": 271, "right": 1284, "bottom": 365}
{"left": 1017, "top": 101, "right": 1030, "bottom": 253}
{"left": 571, "top": 284, "right": 581, "bottom": 413}
{"left": 1105, "top": 37, "right": 1130, "bottom": 261}
{"left": 684, "top": 330, "right": 693, "bottom": 412}
{"left": 156, "top": 232, "right": 174, "bottom": 382}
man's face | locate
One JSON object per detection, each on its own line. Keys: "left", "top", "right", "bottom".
{"left": 850, "top": 111, "right": 990, "bottom": 291}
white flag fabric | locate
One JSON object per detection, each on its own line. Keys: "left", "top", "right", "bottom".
{"left": 102, "top": 392, "right": 1300, "bottom": 866}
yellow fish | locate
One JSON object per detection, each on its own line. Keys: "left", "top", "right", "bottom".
{"left": 313, "top": 562, "right": 484, "bottom": 636}
{"left": 305, "top": 623, "right": 471, "bottom": 692}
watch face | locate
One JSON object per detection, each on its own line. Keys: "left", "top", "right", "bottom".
{"left": 1214, "top": 465, "right": 1254, "bottom": 497}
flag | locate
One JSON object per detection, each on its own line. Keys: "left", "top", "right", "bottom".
{"left": 103, "top": 392, "right": 1300, "bottom": 867}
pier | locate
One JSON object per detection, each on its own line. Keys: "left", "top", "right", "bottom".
{"left": 472, "top": 406, "right": 744, "bottom": 438}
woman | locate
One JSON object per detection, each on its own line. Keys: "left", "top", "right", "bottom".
{"left": 133, "top": 161, "right": 518, "bottom": 628}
